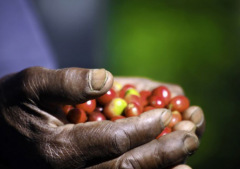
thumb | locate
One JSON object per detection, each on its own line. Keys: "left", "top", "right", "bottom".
{"left": 3, "top": 66, "right": 113, "bottom": 105}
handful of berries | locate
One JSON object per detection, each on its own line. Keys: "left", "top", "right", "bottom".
{"left": 61, "top": 81, "right": 199, "bottom": 138}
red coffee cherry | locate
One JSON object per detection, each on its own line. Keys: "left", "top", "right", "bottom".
{"left": 94, "top": 106, "right": 104, "bottom": 112}
{"left": 168, "top": 95, "right": 190, "bottom": 113}
{"left": 88, "top": 111, "right": 106, "bottom": 122}
{"left": 67, "top": 108, "right": 87, "bottom": 124}
{"left": 143, "top": 106, "right": 155, "bottom": 112}
{"left": 156, "top": 127, "right": 172, "bottom": 139}
{"left": 167, "top": 111, "right": 182, "bottom": 128}
{"left": 76, "top": 99, "right": 96, "bottom": 114}
{"left": 152, "top": 86, "right": 171, "bottom": 104}
{"left": 61, "top": 105, "right": 74, "bottom": 115}
{"left": 148, "top": 95, "right": 165, "bottom": 108}
{"left": 140, "top": 90, "right": 151, "bottom": 107}
{"left": 124, "top": 102, "right": 142, "bottom": 117}
{"left": 111, "top": 115, "right": 126, "bottom": 121}
{"left": 97, "top": 88, "right": 117, "bottom": 106}
{"left": 124, "top": 94, "right": 143, "bottom": 111}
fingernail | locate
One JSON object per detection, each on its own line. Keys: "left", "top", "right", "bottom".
{"left": 90, "top": 69, "right": 107, "bottom": 91}
{"left": 183, "top": 106, "right": 203, "bottom": 126}
{"left": 172, "top": 120, "right": 196, "bottom": 133}
{"left": 161, "top": 109, "right": 172, "bottom": 126}
{"left": 190, "top": 107, "right": 203, "bottom": 126}
{"left": 184, "top": 134, "right": 199, "bottom": 154}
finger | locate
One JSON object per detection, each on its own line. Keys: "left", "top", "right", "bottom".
{"left": 87, "top": 131, "right": 199, "bottom": 169}
{"left": 172, "top": 120, "right": 196, "bottom": 133}
{"left": 14, "top": 67, "right": 114, "bottom": 105}
{"left": 182, "top": 106, "right": 205, "bottom": 139}
{"left": 114, "top": 77, "right": 184, "bottom": 97}
{"left": 47, "top": 109, "right": 171, "bottom": 168}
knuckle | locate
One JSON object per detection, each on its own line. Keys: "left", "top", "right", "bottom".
{"left": 15, "top": 67, "right": 45, "bottom": 99}
{"left": 60, "top": 68, "right": 88, "bottom": 100}
{"left": 117, "top": 155, "right": 141, "bottom": 169}
{"left": 110, "top": 126, "right": 131, "bottom": 155}
{"left": 19, "top": 67, "right": 36, "bottom": 84}
{"left": 155, "top": 145, "right": 168, "bottom": 168}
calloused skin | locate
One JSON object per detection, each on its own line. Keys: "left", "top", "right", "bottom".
{"left": 0, "top": 67, "right": 205, "bottom": 169}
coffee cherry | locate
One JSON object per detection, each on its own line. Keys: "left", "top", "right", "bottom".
{"left": 156, "top": 127, "right": 172, "bottom": 139}
{"left": 140, "top": 90, "right": 151, "bottom": 98}
{"left": 167, "top": 111, "right": 182, "bottom": 128}
{"left": 143, "top": 106, "right": 155, "bottom": 112}
{"left": 103, "top": 98, "right": 127, "bottom": 119}
{"left": 124, "top": 103, "right": 142, "bottom": 117}
{"left": 112, "top": 81, "right": 123, "bottom": 92}
{"left": 168, "top": 95, "right": 190, "bottom": 113}
{"left": 111, "top": 116, "right": 126, "bottom": 121}
{"left": 125, "top": 88, "right": 140, "bottom": 97}
{"left": 140, "top": 90, "right": 151, "bottom": 107}
{"left": 124, "top": 94, "right": 143, "bottom": 111}
{"left": 148, "top": 95, "right": 165, "bottom": 108}
{"left": 76, "top": 99, "right": 96, "bottom": 114}
{"left": 67, "top": 108, "right": 87, "bottom": 124}
{"left": 94, "top": 107, "right": 104, "bottom": 112}
{"left": 152, "top": 86, "right": 171, "bottom": 104}
{"left": 88, "top": 111, "right": 106, "bottom": 121}
{"left": 119, "top": 84, "right": 136, "bottom": 98}
{"left": 61, "top": 105, "right": 74, "bottom": 115}
{"left": 97, "top": 88, "right": 117, "bottom": 106}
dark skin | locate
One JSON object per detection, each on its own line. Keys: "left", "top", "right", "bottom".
{"left": 0, "top": 67, "right": 205, "bottom": 169}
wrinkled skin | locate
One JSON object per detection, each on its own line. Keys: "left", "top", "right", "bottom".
{"left": 0, "top": 67, "right": 205, "bottom": 169}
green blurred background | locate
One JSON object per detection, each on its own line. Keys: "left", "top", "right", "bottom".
{"left": 106, "top": 1, "right": 240, "bottom": 168}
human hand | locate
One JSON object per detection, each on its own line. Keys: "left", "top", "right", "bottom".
{"left": 115, "top": 77, "right": 206, "bottom": 169}
{"left": 0, "top": 67, "right": 203, "bottom": 169}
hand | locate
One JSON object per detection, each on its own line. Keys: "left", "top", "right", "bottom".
{"left": 0, "top": 67, "right": 203, "bottom": 169}
{"left": 115, "top": 77, "right": 206, "bottom": 169}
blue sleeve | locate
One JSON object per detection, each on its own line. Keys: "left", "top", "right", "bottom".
{"left": 0, "top": 0, "right": 57, "bottom": 78}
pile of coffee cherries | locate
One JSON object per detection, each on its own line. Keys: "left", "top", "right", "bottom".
{"left": 61, "top": 82, "right": 194, "bottom": 138}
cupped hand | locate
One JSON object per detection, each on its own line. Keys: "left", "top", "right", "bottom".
{"left": 0, "top": 67, "right": 202, "bottom": 169}
{"left": 115, "top": 77, "right": 206, "bottom": 169}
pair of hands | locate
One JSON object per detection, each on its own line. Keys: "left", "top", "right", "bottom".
{"left": 0, "top": 67, "right": 205, "bottom": 169}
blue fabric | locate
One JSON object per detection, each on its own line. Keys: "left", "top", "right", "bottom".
{"left": 0, "top": 0, "right": 57, "bottom": 78}
{"left": 33, "top": 0, "right": 107, "bottom": 69}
